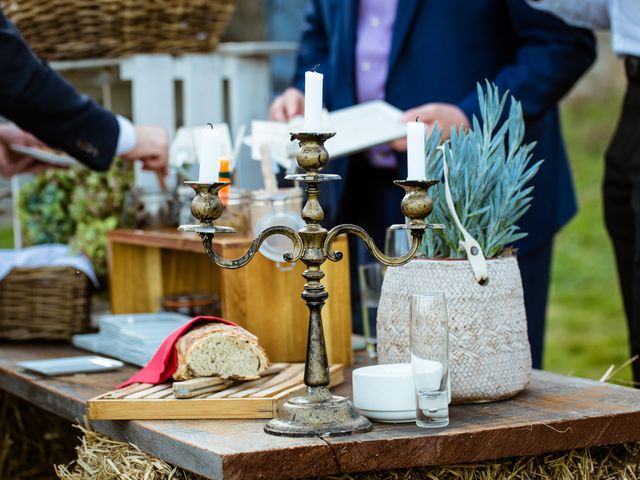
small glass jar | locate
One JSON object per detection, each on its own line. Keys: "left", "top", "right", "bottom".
{"left": 122, "top": 189, "right": 179, "bottom": 229}
{"left": 218, "top": 187, "right": 251, "bottom": 236}
{"left": 249, "top": 188, "right": 304, "bottom": 237}
{"left": 250, "top": 188, "right": 305, "bottom": 266}
{"left": 161, "top": 293, "right": 221, "bottom": 317}
{"left": 177, "top": 185, "right": 196, "bottom": 226}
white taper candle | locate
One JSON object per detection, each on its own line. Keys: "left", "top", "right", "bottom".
{"left": 304, "top": 70, "right": 323, "bottom": 132}
{"left": 407, "top": 120, "right": 426, "bottom": 180}
{"left": 197, "top": 127, "right": 221, "bottom": 183}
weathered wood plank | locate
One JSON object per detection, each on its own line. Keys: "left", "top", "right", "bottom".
{"left": 1, "top": 342, "right": 640, "bottom": 480}
{"left": 108, "top": 229, "right": 218, "bottom": 253}
{"left": 321, "top": 373, "right": 640, "bottom": 475}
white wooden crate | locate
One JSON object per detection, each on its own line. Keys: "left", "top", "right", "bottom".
{"left": 11, "top": 42, "right": 297, "bottom": 247}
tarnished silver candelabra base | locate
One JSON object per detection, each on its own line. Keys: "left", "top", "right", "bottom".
{"left": 180, "top": 131, "right": 439, "bottom": 437}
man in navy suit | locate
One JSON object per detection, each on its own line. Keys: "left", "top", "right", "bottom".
{"left": 0, "top": 9, "right": 168, "bottom": 177}
{"left": 270, "top": 0, "right": 596, "bottom": 369}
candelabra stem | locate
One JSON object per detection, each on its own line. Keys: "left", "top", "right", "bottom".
{"left": 302, "top": 266, "right": 330, "bottom": 387}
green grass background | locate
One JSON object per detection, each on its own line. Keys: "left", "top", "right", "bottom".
{"left": 0, "top": 225, "right": 11, "bottom": 248}
{"left": 545, "top": 89, "right": 633, "bottom": 385}
{"left": 0, "top": 85, "right": 632, "bottom": 385}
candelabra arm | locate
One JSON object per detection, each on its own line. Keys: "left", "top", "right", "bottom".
{"left": 324, "top": 224, "right": 424, "bottom": 267}
{"left": 200, "top": 226, "right": 304, "bottom": 269}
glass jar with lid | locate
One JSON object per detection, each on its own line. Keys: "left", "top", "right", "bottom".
{"left": 218, "top": 187, "right": 251, "bottom": 236}
{"left": 249, "top": 188, "right": 304, "bottom": 266}
{"left": 249, "top": 188, "right": 303, "bottom": 237}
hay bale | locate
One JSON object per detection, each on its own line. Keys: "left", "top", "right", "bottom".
{"left": 55, "top": 425, "right": 205, "bottom": 480}
{"left": 327, "top": 443, "right": 640, "bottom": 479}
{"left": 0, "top": 391, "right": 79, "bottom": 480}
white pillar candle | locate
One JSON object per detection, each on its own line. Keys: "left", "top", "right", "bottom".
{"left": 406, "top": 121, "right": 426, "bottom": 180}
{"left": 197, "top": 127, "right": 221, "bottom": 183}
{"left": 304, "top": 70, "right": 323, "bottom": 132}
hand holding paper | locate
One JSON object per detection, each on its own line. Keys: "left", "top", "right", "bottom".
{"left": 392, "top": 103, "right": 470, "bottom": 151}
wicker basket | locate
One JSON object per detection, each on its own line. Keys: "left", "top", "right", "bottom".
{"left": 0, "top": 267, "right": 91, "bottom": 340}
{"left": 1, "top": 0, "right": 236, "bottom": 61}
{"left": 377, "top": 256, "right": 532, "bottom": 404}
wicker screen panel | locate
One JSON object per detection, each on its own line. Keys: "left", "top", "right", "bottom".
{"left": 1, "top": 0, "right": 235, "bottom": 60}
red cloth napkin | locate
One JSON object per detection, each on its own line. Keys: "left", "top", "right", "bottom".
{"left": 117, "top": 316, "right": 237, "bottom": 388}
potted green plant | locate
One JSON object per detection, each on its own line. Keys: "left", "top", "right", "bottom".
{"left": 19, "top": 158, "right": 133, "bottom": 281}
{"left": 377, "top": 83, "right": 542, "bottom": 403}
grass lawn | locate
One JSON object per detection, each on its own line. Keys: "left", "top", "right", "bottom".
{"left": 0, "top": 223, "right": 12, "bottom": 248}
{"left": 545, "top": 88, "right": 634, "bottom": 385}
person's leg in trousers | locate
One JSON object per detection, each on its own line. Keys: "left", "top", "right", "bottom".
{"left": 604, "top": 154, "right": 637, "bottom": 382}
{"left": 517, "top": 242, "right": 553, "bottom": 370}
{"left": 604, "top": 81, "right": 640, "bottom": 385}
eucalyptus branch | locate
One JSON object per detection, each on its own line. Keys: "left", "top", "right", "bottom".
{"left": 420, "top": 82, "right": 541, "bottom": 259}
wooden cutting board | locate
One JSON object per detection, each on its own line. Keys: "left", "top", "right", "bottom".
{"left": 87, "top": 363, "right": 344, "bottom": 420}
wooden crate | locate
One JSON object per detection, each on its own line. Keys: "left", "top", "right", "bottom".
{"left": 107, "top": 230, "right": 352, "bottom": 365}
{"left": 88, "top": 363, "right": 344, "bottom": 420}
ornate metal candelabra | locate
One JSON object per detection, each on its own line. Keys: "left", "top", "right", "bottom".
{"left": 180, "top": 132, "right": 439, "bottom": 437}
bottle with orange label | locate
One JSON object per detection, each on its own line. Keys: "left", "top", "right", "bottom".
{"left": 217, "top": 158, "right": 250, "bottom": 235}
{"left": 218, "top": 157, "right": 231, "bottom": 204}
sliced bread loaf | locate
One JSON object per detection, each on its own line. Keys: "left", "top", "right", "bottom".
{"left": 173, "top": 323, "right": 269, "bottom": 381}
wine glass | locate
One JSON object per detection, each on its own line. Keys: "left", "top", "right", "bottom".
{"left": 358, "top": 263, "right": 384, "bottom": 357}
{"left": 384, "top": 226, "right": 411, "bottom": 257}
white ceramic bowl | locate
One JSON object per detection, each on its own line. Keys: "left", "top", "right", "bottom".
{"left": 352, "top": 363, "right": 416, "bottom": 423}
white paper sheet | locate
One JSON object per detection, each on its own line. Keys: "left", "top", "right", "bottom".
{"left": 246, "top": 101, "right": 406, "bottom": 168}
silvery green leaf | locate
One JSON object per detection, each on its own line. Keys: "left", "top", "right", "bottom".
{"left": 417, "top": 82, "right": 541, "bottom": 258}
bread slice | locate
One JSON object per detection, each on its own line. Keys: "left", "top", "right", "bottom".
{"left": 173, "top": 324, "right": 269, "bottom": 381}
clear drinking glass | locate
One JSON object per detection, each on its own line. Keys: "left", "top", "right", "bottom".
{"left": 384, "top": 227, "right": 411, "bottom": 257}
{"left": 357, "top": 262, "right": 385, "bottom": 357}
{"left": 410, "top": 293, "right": 450, "bottom": 428}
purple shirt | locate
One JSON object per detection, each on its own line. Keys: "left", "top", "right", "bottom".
{"left": 355, "top": 0, "right": 399, "bottom": 168}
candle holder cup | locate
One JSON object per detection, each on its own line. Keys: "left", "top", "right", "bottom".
{"left": 178, "top": 182, "right": 236, "bottom": 234}
{"left": 181, "top": 131, "right": 441, "bottom": 437}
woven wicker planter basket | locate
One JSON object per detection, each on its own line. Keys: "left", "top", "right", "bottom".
{"left": 2, "top": 0, "right": 235, "bottom": 61}
{"left": 377, "top": 256, "right": 532, "bottom": 404}
{"left": 0, "top": 267, "right": 91, "bottom": 340}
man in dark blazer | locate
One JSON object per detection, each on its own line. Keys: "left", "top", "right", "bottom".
{"left": 270, "top": 0, "right": 596, "bottom": 369}
{"left": 0, "top": 9, "right": 168, "bottom": 177}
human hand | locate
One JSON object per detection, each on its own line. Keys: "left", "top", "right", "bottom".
{"left": 121, "top": 126, "right": 169, "bottom": 176}
{"left": 0, "top": 125, "right": 50, "bottom": 178}
{"left": 269, "top": 87, "right": 305, "bottom": 122}
{"left": 391, "top": 103, "right": 470, "bottom": 152}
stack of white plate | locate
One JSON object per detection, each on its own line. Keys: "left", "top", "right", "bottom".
{"left": 72, "top": 313, "right": 191, "bottom": 366}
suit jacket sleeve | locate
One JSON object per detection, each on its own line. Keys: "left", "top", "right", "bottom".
{"left": 457, "top": 0, "right": 596, "bottom": 124}
{"left": 0, "top": 11, "right": 118, "bottom": 171}
{"left": 292, "top": 0, "right": 331, "bottom": 92}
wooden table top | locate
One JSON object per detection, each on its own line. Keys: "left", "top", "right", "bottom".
{"left": 1, "top": 342, "right": 640, "bottom": 479}
{"left": 108, "top": 228, "right": 253, "bottom": 252}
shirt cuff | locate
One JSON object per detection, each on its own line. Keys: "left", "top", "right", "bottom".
{"left": 115, "top": 115, "right": 137, "bottom": 156}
